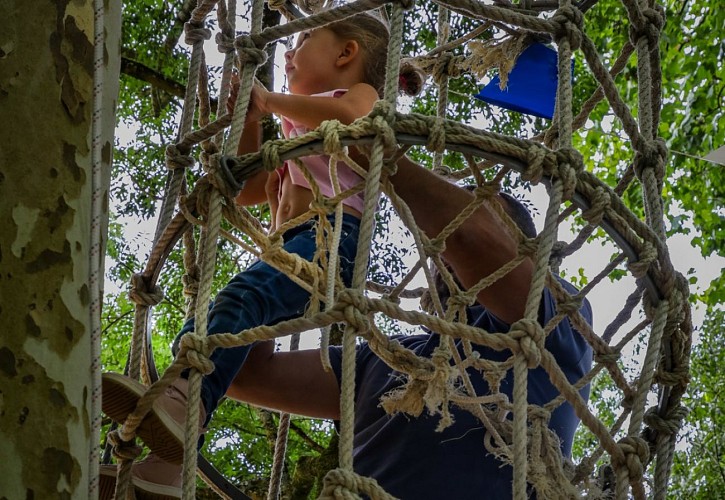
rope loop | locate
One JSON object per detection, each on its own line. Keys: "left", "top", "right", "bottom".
{"left": 215, "top": 32, "right": 235, "bottom": 54}
{"left": 551, "top": 5, "right": 584, "bottom": 50}
{"left": 510, "top": 318, "right": 545, "bottom": 368}
{"left": 165, "top": 144, "right": 195, "bottom": 170}
{"left": 129, "top": 273, "right": 164, "bottom": 306}
{"left": 234, "top": 35, "right": 268, "bottom": 67}
{"left": 613, "top": 436, "right": 650, "bottom": 482}
{"left": 107, "top": 430, "right": 143, "bottom": 462}
{"left": 177, "top": 333, "right": 216, "bottom": 375}
{"left": 643, "top": 404, "right": 688, "bottom": 436}
{"left": 184, "top": 21, "right": 212, "bottom": 45}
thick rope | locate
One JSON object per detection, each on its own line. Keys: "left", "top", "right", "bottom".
{"left": 104, "top": 1, "right": 693, "bottom": 498}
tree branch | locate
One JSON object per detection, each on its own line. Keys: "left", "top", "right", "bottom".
{"left": 121, "top": 56, "right": 187, "bottom": 100}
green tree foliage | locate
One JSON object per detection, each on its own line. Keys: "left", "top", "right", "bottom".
{"left": 103, "top": 0, "right": 723, "bottom": 496}
{"left": 669, "top": 308, "right": 725, "bottom": 499}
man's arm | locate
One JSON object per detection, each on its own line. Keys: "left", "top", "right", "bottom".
{"left": 390, "top": 156, "right": 533, "bottom": 324}
{"left": 226, "top": 340, "right": 340, "bottom": 419}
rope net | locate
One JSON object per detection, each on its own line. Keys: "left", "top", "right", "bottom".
{"left": 104, "top": 0, "right": 692, "bottom": 498}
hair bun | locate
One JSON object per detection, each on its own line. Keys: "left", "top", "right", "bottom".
{"left": 398, "top": 58, "right": 426, "bottom": 97}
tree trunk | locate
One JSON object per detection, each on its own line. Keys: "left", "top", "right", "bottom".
{"left": 0, "top": 0, "right": 120, "bottom": 497}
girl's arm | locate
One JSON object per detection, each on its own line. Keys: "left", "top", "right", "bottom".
{"left": 233, "top": 121, "right": 270, "bottom": 206}
{"left": 251, "top": 82, "right": 379, "bottom": 129}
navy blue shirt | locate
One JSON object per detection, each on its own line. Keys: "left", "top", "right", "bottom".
{"left": 329, "top": 281, "right": 592, "bottom": 499}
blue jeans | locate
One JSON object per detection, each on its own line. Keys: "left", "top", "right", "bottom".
{"left": 173, "top": 213, "right": 360, "bottom": 423}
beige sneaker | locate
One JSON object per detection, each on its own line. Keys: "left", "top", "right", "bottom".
{"left": 102, "top": 373, "right": 206, "bottom": 465}
{"left": 99, "top": 454, "right": 181, "bottom": 500}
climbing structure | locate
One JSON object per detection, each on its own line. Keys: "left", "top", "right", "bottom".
{"left": 103, "top": 0, "right": 692, "bottom": 499}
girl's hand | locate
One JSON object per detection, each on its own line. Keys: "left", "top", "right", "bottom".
{"left": 227, "top": 73, "right": 270, "bottom": 123}
{"left": 247, "top": 81, "right": 270, "bottom": 122}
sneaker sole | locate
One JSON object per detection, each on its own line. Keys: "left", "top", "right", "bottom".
{"left": 102, "top": 373, "right": 185, "bottom": 465}
{"left": 99, "top": 465, "right": 181, "bottom": 500}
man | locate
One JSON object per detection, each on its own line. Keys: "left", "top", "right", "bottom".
{"left": 227, "top": 156, "right": 593, "bottom": 498}
{"left": 102, "top": 155, "right": 592, "bottom": 499}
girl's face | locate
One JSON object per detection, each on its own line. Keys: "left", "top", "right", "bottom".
{"left": 284, "top": 28, "right": 347, "bottom": 95}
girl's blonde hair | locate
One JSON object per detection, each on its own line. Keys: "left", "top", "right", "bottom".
{"left": 325, "top": 12, "right": 425, "bottom": 97}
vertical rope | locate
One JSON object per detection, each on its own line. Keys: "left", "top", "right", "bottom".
{"left": 433, "top": 6, "right": 450, "bottom": 170}
{"left": 338, "top": 0, "right": 408, "bottom": 472}
{"left": 89, "top": 0, "right": 105, "bottom": 495}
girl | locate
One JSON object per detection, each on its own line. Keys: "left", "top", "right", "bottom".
{"left": 101, "top": 12, "right": 422, "bottom": 499}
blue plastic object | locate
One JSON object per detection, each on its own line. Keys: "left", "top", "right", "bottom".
{"left": 475, "top": 42, "right": 572, "bottom": 120}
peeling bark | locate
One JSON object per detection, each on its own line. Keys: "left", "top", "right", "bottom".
{"left": 0, "top": 0, "right": 120, "bottom": 497}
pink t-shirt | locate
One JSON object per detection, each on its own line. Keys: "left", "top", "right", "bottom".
{"left": 277, "top": 89, "right": 365, "bottom": 213}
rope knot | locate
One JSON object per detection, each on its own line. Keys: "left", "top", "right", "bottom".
{"left": 184, "top": 21, "right": 212, "bottom": 45}
{"left": 551, "top": 5, "right": 584, "bottom": 49}
{"left": 423, "top": 237, "right": 446, "bottom": 257}
{"left": 182, "top": 271, "right": 200, "bottom": 298}
{"left": 395, "top": 0, "right": 416, "bottom": 10}
{"left": 518, "top": 236, "right": 539, "bottom": 259}
{"left": 548, "top": 240, "right": 568, "bottom": 272}
{"left": 432, "top": 52, "right": 461, "bottom": 84}
{"left": 266, "top": 0, "right": 287, "bottom": 11}
{"left": 369, "top": 100, "right": 397, "bottom": 126}
{"left": 633, "top": 138, "right": 668, "bottom": 182}
{"left": 445, "top": 293, "right": 473, "bottom": 311}
{"left": 261, "top": 140, "right": 283, "bottom": 172}
{"left": 320, "top": 468, "right": 395, "bottom": 500}
{"left": 234, "top": 35, "right": 268, "bottom": 67}
{"left": 643, "top": 404, "right": 688, "bottom": 436}
{"left": 128, "top": 273, "right": 164, "bottom": 306}
{"left": 335, "top": 289, "right": 370, "bottom": 330}
{"left": 629, "top": 5, "right": 666, "bottom": 47}
{"left": 204, "top": 153, "right": 241, "bottom": 199}
{"left": 215, "top": 32, "right": 235, "bottom": 54}
{"left": 165, "top": 144, "right": 195, "bottom": 170}
{"left": 107, "top": 430, "right": 143, "bottom": 462}
{"left": 510, "top": 318, "right": 545, "bottom": 368}
{"left": 555, "top": 147, "right": 583, "bottom": 200}
{"left": 613, "top": 436, "right": 650, "bottom": 482}
{"left": 318, "top": 119, "right": 344, "bottom": 157}
{"left": 177, "top": 333, "right": 215, "bottom": 375}
{"left": 581, "top": 186, "right": 611, "bottom": 227}
{"left": 627, "top": 241, "right": 657, "bottom": 279}
{"left": 427, "top": 117, "right": 447, "bottom": 154}
{"left": 309, "top": 198, "right": 337, "bottom": 216}
{"left": 523, "top": 145, "right": 548, "bottom": 185}
{"left": 556, "top": 296, "right": 583, "bottom": 316}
